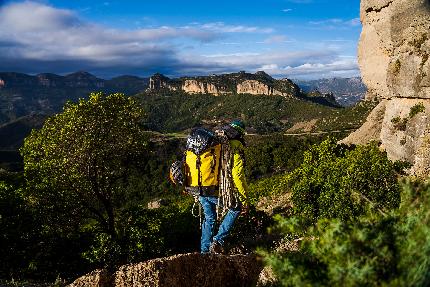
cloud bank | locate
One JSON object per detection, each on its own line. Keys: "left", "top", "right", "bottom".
{"left": 0, "top": 1, "right": 360, "bottom": 79}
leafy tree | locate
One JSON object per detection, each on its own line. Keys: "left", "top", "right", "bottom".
{"left": 20, "top": 92, "right": 148, "bottom": 237}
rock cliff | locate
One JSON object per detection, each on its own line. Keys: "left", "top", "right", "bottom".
{"left": 182, "top": 79, "right": 229, "bottom": 95}
{"left": 68, "top": 253, "right": 263, "bottom": 287}
{"left": 146, "top": 71, "right": 300, "bottom": 97}
{"left": 342, "top": 0, "right": 430, "bottom": 175}
{"left": 236, "top": 80, "right": 287, "bottom": 96}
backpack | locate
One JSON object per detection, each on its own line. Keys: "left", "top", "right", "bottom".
{"left": 169, "top": 126, "right": 241, "bottom": 217}
{"left": 184, "top": 128, "right": 221, "bottom": 197}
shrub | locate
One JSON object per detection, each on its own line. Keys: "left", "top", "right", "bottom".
{"left": 263, "top": 180, "right": 430, "bottom": 287}
{"left": 409, "top": 102, "right": 425, "bottom": 118}
{"left": 391, "top": 116, "right": 408, "bottom": 131}
{"left": 289, "top": 139, "right": 401, "bottom": 223}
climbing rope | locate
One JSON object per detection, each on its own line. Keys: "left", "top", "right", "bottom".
{"left": 216, "top": 133, "right": 240, "bottom": 221}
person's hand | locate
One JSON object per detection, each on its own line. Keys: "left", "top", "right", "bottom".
{"left": 241, "top": 203, "right": 250, "bottom": 215}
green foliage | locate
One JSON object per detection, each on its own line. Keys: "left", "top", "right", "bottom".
{"left": 245, "top": 134, "right": 325, "bottom": 181}
{"left": 289, "top": 139, "right": 401, "bottom": 223}
{"left": 264, "top": 214, "right": 398, "bottom": 287}
{"left": 409, "top": 102, "right": 425, "bottom": 118}
{"left": 0, "top": 181, "right": 37, "bottom": 279}
{"left": 395, "top": 181, "right": 430, "bottom": 286}
{"left": 263, "top": 180, "right": 430, "bottom": 287}
{"left": 391, "top": 116, "right": 408, "bottom": 131}
{"left": 138, "top": 92, "right": 339, "bottom": 134}
{"left": 248, "top": 173, "right": 290, "bottom": 205}
{"left": 314, "top": 101, "right": 376, "bottom": 132}
{"left": 21, "top": 92, "right": 148, "bottom": 236}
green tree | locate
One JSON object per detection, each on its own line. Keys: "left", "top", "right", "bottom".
{"left": 20, "top": 92, "right": 148, "bottom": 237}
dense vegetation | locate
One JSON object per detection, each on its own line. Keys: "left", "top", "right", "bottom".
{"left": 264, "top": 180, "right": 430, "bottom": 287}
{"left": 259, "top": 140, "right": 420, "bottom": 287}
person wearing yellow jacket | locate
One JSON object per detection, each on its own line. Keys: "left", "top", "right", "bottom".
{"left": 199, "top": 120, "right": 250, "bottom": 254}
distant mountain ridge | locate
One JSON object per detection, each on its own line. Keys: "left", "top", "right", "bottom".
{"left": 0, "top": 71, "right": 149, "bottom": 125}
{"left": 0, "top": 71, "right": 149, "bottom": 93}
{"left": 295, "top": 77, "right": 367, "bottom": 106}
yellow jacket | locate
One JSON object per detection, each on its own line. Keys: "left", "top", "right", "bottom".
{"left": 230, "top": 139, "right": 249, "bottom": 204}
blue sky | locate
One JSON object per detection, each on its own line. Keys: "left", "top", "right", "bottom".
{"left": 0, "top": 0, "right": 362, "bottom": 79}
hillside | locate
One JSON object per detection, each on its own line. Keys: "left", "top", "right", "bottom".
{"left": 137, "top": 91, "right": 370, "bottom": 134}
{"left": 0, "top": 72, "right": 149, "bottom": 125}
{"left": 296, "top": 77, "right": 367, "bottom": 106}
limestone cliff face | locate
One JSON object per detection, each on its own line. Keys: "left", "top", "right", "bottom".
{"left": 359, "top": 0, "right": 430, "bottom": 100}
{"left": 182, "top": 79, "right": 228, "bottom": 96}
{"left": 343, "top": 0, "right": 430, "bottom": 176}
{"left": 236, "top": 80, "right": 286, "bottom": 96}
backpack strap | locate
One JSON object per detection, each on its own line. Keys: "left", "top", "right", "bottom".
{"left": 196, "top": 154, "right": 202, "bottom": 195}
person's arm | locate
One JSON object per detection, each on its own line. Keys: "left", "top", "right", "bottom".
{"left": 231, "top": 141, "right": 249, "bottom": 205}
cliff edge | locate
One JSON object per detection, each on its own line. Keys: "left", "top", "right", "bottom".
{"left": 342, "top": 0, "right": 430, "bottom": 176}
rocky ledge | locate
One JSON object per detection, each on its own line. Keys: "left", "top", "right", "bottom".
{"left": 68, "top": 253, "right": 263, "bottom": 287}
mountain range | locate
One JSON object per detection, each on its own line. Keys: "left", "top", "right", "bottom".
{"left": 295, "top": 77, "right": 367, "bottom": 106}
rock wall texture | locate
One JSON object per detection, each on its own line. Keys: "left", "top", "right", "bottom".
{"left": 236, "top": 80, "right": 286, "bottom": 96}
{"left": 182, "top": 80, "right": 229, "bottom": 96}
{"left": 343, "top": 0, "right": 430, "bottom": 176}
{"left": 68, "top": 253, "right": 263, "bottom": 287}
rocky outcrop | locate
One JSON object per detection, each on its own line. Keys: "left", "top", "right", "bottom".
{"left": 68, "top": 253, "right": 263, "bottom": 287}
{"left": 0, "top": 79, "right": 4, "bottom": 88}
{"left": 343, "top": 0, "right": 430, "bottom": 175}
{"left": 148, "top": 73, "right": 176, "bottom": 91}
{"left": 182, "top": 80, "right": 228, "bottom": 96}
{"left": 236, "top": 80, "right": 286, "bottom": 96}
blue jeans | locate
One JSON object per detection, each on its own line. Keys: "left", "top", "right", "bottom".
{"left": 199, "top": 196, "right": 241, "bottom": 253}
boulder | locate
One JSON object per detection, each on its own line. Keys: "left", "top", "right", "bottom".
{"left": 68, "top": 253, "right": 263, "bottom": 287}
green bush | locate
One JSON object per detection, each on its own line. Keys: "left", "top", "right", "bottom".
{"left": 289, "top": 139, "right": 401, "bottom": 223}
{"left": 409, "top": 102, "right": 425, "bottom": 118}
{"left": 263, "top": 180, "right": 430, "bottom": 287}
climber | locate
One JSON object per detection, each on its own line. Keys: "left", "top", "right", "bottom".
{"left": 200, "top": 120, "right": 250, "bottom": 254}
{"left": 169, "top": 120, "right": 250, "bottom": 254}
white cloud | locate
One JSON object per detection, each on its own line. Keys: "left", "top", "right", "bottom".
{"left": 309, "top": 18, "right": 361, "bottom": 28}
{"left": 178, "top": 50, "right": 359, "bottom": 79}
{"left": 282, "top": 9, "right": 293, "bottom": 12}
{"left": 199, "top": 22, "right": 274, "bottom": 34}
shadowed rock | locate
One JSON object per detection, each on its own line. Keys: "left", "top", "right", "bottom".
{"left": 68, "top": 253, "right": 263, "bottom": 287}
